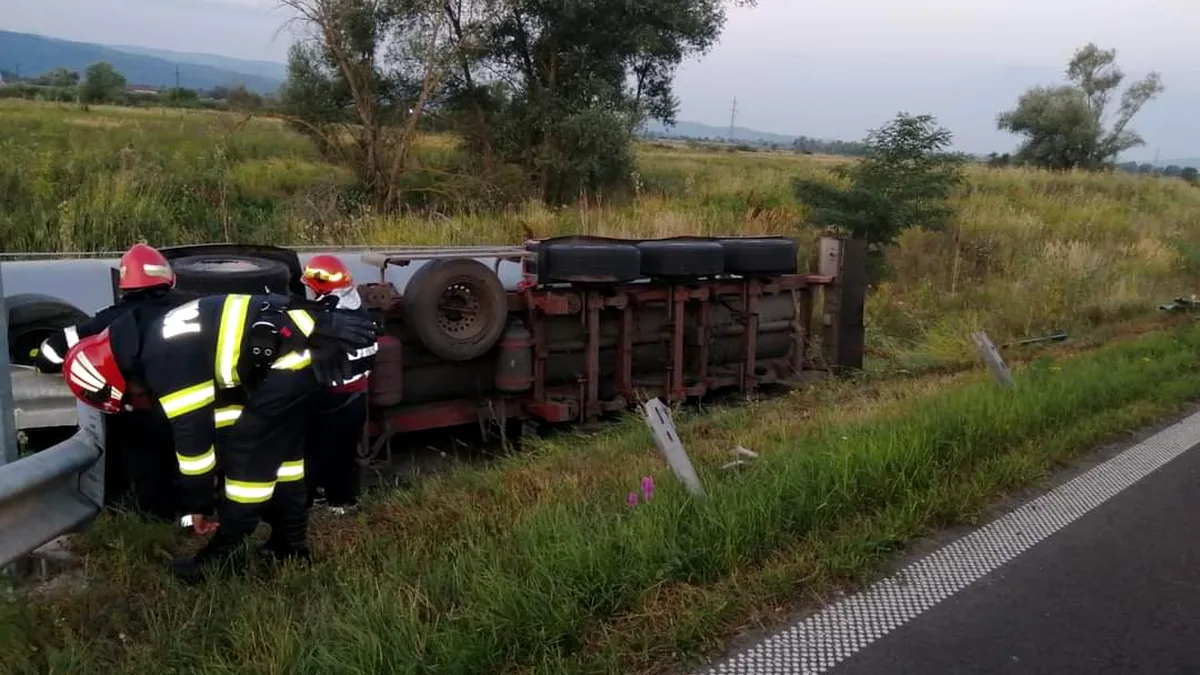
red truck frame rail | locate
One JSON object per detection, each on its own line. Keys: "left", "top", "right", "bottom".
{"left": 352, "top": 235, "right": 868, "bottom": 467}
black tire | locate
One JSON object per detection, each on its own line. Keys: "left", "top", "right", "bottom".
{"left": 718, "top": 237, "right": 798, "bottom": 276}
{"left": 532, "top": 236, "right": 642, "bottom": 285}
{"left": 405, "top": 258, "right": 509, "bottom": 362}
{"left": 5, "top": 294, "right": 89, "bottom": 366}
{"left": 171, "top": 254, "right": 292, "bottom": 295}
{"left": 636, "top": 237, "right": 725, "bottom": 279}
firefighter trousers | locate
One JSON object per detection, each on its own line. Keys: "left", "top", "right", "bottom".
{"left": 305, "top": 390, "right": 366, "bottom": 508}
{"left": 106, "top": 406, "right": 179, "bottom": 521}
{"left": 203, "top": 368, "right": 320, "bottom": 558}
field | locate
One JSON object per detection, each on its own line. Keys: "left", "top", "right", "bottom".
{"left": 4, "top": 99, "right": 1200, "bottom": 371}
{"left": 5, "top": 99, "right": 1200, "bottom": 674}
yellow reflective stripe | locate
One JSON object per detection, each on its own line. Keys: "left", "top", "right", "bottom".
{"left": 270, "top": 350, "right": 312, "bottom": 371}
{"left": 277, "top": 459, "right": 305, "bottom": 482}
{"left": 214, "top": 405, "right": 243, "bottom": 428}
{"left": 224, "top": 479, "right": 275, "bottom": 504}
{"left": 215, "top": 295, "right": 251, "bottom": 389}
{"left": 287, "top": 310, "right": 315, "bottom": 337}
{"left": 176, "top": 447, "right": 216, "bottom": 476}
{"left": 160, "top": 381, "right": 216, "bottom": 419}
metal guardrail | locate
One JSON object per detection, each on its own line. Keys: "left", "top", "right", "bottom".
{"left": 0, "top": 402, "right": 105, "bottom": 568}
{"left": 2, "top": 266, "right": 106, "bottom": 568}
{"left": 9, "top": 365, "right": 80, "bottom": 430}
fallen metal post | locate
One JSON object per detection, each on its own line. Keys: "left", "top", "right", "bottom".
{"left": 971, "top": 331, "right": 1015, "bottom": 388}
{"left": 643, "top": 398, "right": 706, "bottom": 498}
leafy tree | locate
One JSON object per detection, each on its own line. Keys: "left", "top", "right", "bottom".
{"left": 440, "top": 0, "right": 753, "bottom": 203}
{"left": 986, "top": 152, "right": 1012, "bottom": 167}
{"left": 280, "top": 0, "right": 452, "bottom": 212}
{"left": 33, "top": 68, "right": 80, "bottom": 88}
{"left": 1181, "top": 167, "right": 1199, "bottom": 185}
{"left": 997, "top": 43, "right": 1164, "bottom": 170}
{"left": 79, "top": 62, "right": 127, "bottom": 103}
{"left": 163, "top": 87, "right": 199, "bottom": 105}
{"left": 228, "top": 85, "right": 264, "bottom": 110}
{"left": 792, "top": 112, "right": 966, "bottom": 279}
{"left": 281, "top": 0, "right": 750, "bottom": 208}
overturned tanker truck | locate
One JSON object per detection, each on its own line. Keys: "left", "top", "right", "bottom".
{"left": 3, "top": 234, "right": 867, "bottom": 479}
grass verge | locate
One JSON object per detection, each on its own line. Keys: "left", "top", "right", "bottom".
{"left": 5, "top": 323, "right": 1200, "bottom": 675}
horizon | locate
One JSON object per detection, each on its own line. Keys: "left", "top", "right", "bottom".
{"left": 4, "top": 0, "right": 1197, "bottom": 161}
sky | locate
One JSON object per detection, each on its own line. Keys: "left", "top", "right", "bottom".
{"left": 5, "top": 0, "right": 1198, "bottom": 160}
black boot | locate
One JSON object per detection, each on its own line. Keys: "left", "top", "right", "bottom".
{"left": 171, "top": 529, "right": 245, "bottom": 584}
{"left": 267, "top": 507, "right": 313, "bottom": 566}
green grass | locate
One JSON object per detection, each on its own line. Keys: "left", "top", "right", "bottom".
{"left": 4, "top": 100, "right": 1200, "bottom": 371}
{"left": 5, "top": 321, "right": 1200, "bottom": 675}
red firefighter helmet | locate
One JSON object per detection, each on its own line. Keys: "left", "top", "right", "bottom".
{"left": 61, "top": 329, "right": 127, "bottom": 415}
{"left": 119, "top": 243, "right": 176, "bottom": 291}
{"left": 301, "top": 254, "right": 353, "bottom": 297}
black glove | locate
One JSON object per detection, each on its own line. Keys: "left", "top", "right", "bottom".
{"left": 310, "top": 346, "right": 353, "bottom": 386}
{"left": 309, "top": 310, "right": 378, "bottom": 352}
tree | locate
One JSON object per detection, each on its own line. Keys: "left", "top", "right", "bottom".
{"left": 33, "top": 68, "right": 80, "bottom": 88}
{"left": 997, "top": 43, "right": 1164, "bottom": 171}
{"left": 1181, "top": 167, "right": 1198, "bottom": 185}
{"left": 281, "top": 0, "right": 750, "bottom": 208}
{"left": 280, "top": 0, "right": 453, "bottom": 213}
{"left": 439, "top": 0, "right": 753, "bottom": 203}
{"left": 792, "top": 112, "right": 967, "bottom": 279}
{"left": 79, "top": 62, "right": 127, "bottom": 103}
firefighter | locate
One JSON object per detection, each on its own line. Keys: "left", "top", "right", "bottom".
{"left": 299, "top": 254, "right": 377, "bottom": 515}
{"left": 60, "top": 291, "right": 377, "bottom": 582}
{"left": 34, "top": 243, "right": 193, "bottom": 522}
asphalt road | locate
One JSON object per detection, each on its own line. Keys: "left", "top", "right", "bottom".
{"left": 836, "top": 436, "right": 1200, "bottom": 675}
{"left": 700, "top": 411, "right": 1200, "bottom": 675}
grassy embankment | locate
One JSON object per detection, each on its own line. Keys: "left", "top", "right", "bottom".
{"left": 3, "top": 99, "right": 1200, "bottom": 371}
{"left": 4, "top": 320, "right": 1200, "bottom": 675}
{"left": 4, "top": 99, "right": 1200, "bottom": 674}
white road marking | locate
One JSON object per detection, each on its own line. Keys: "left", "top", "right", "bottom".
{"left": 698, "top": 410, "right": 1200, "bottom": 674}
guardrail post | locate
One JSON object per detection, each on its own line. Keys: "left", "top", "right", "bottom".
{"left": 1, "top": 264, "right": 21, "bottom": 465}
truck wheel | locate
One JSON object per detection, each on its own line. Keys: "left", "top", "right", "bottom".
{"left": 405, "top": 258, "right": 508, "bottom": 362}
{"left": 5, "top": 294, "right": 90, "bottom": 366}
{"left": 532, "top": 236, "right": 642, "bottom": 284}
{"left": 171, "top": 254, "right": 292, "bottom": 295}
{"left": 718, "top": 237, "right": 798, "bottom": 276}
{"left": 636, "top": 237, "right": 726, "bottom": 279}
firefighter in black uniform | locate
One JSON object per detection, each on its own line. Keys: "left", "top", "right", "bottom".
{"left": 298, "top": 254, "right": 377, "bottom": 514}
{"left": 34, "top": 242, "right": 192, "bottom": 521}
{"left": 60, "top": 291, "right": 377, "bottom": 582}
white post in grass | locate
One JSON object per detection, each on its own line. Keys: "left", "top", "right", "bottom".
{"left": 971, "top": 331, "right": 1015, "bottom": 388}
{"left": 642, "top": 398, "right": 707, "bottom": 498}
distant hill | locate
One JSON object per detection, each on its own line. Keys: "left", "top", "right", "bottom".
{"left": 1158, "top": 158, "right": 1200, "bottom": 170}
{"left": 642, "top": 119, "right": 875, "bottom": 157}
{"left": 0, "top": 30, "right": 283, "bottom": 94}
{"left": 642, "top": 119, "right": 799, "bottom": 145}
{"left": 106, "top": 44, "right": 288, "bottom": 83}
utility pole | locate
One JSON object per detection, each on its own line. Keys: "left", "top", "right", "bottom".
{"left": 174, "top": 66, "right": 180, "bottom": 90}
{"left": 728, "top": 96, "right": 738, "bottom": 142}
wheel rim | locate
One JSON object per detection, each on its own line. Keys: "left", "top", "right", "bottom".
{"left": 435, "top": 278, "right": 487, "bottom": 341}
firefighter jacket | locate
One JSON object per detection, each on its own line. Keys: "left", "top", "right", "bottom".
{"left": 321, "top": 289, "right": 377, "bottom": 395}
{"left": 109, "top": 293, "right": 324, "bottom": 516}
{"left": 34, "top": 288, "right": 193, "bottom": 375}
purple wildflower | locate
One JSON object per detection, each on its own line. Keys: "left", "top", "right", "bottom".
{"left": 641, "top": 475, "right": 655, "bottom": 502}
{"left": 627, "top": 490, "right": 638, "bottom": 507}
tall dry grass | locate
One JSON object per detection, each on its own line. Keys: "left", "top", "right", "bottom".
{"left": 3, "top": 99, "right": 1199, "bottom": 370}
